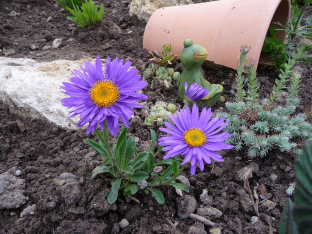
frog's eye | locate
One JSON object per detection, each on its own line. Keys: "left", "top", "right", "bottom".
{"left": 183, "top": 39, "right": 193, "bottom": 48}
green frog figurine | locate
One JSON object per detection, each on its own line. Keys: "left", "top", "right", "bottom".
{"left": 178, "top": 39, "right": 225, "bottom": 108}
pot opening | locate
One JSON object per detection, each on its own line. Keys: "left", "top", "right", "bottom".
{"left": 270, "top": 0, "right": 291, "bottom": 40}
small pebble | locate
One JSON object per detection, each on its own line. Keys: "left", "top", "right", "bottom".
{"left": 0, "top": 181, "right": 4, "bottom": 194}
{"left": 16, "top": 120, "right": 26, "bottom": 132}
{"left": 9, "top": 11, "right": 19, "bottom": 17}
{"left": 42, "top": 45, "right": 51, "bottom": 51}
{"left": 46, "top": 16, "right": 52, "bottom": 22}
{"left": 15, "top": 170, "right": 21, "bottom": 176}
{"left": 119, "top": 219, "right": 129, "bottom": 229}
{"left": 52, "top": 38, "right": 62, "bottom": 49}
{"left": 30, "top": 44, "right": 38, "bottom": 50}
{"left": 65, "top": 178, "right": 77, "bottom": 183}
{"left": 259, "top": 194, "right": 266, "bottom": 200}
{"left": 251, "top": 216, "right": 259, "bottom": 224}
{"left": 60, "top": 172, "right": 76, "bottom": 180}
{"left": 152, "top": 166, "right": 162, "bottom": 173}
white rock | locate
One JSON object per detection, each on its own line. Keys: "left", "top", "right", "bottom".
{"left": 119, "top": 219, "right": 129, "bottom": 229}
{"left": 43, "top": 45, "right": 51, "bottom": 51}
{"left": 9, "top": 11, "right": 20, "bottom": 17}
{"left": 20, "top": 204, "right": 36, "bottom": 217}
{"left": 0, "top": 57, "right": 103, "bottom": 130}
{"left": 52, "top": 38, "right": 62, "bottom": 49}
{"left": 129, "top": 0, "right": 193, "bottom": 21}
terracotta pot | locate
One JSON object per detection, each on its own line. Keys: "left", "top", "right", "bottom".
{"left": 143, "top": 0, "right": 291, "bottom": 70}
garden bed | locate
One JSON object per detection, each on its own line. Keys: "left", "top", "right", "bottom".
{"left": 1, "top": 0, "right": 312, "bottom": 233}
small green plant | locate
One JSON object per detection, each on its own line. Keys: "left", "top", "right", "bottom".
{"left": 276, "top": 1, "right": 311, "bottom": 56}
{"left": 85, "top": 125, "right": 188, "bottom": 204}
{"left": 279, "top": 141, "right": 312, "bottom": 234}
{"left": 143, "top": 62, "right": 179, "bottom": 88}
{"left": 145, "top": 101, "right": 179, "bottom": 127}
{"left": 57, "top": 0, "right": 82, "bottom": 9}
{"left": 262, "top": 26, "right": 287, "bottom": 67}
{"left": 149, "top": 42, "right": 178, "bottom": 67}
{"left": 218, "top": 45, "right": 312, "bottom": 157}
{"left": 144, "top": 42, "right": 180, "bottom": 88}
{"left": 66, "top": 0, "right": 105, "bottom": 29}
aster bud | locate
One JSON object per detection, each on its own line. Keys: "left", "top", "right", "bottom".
{"left": 240, "top": 45, "right": 251, "bottom": 54}
{"left": 243, "top": 59, "right": 255, "bottom": 69}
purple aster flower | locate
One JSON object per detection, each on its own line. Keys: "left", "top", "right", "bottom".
{"left": 61, "top": 56, "right": 148, "bottom": 137}
{"left": 158, "top": 103, "right": 234, "bottom": 175}
{"left": 185, "top": 82, "right": 209, "bottom": 102}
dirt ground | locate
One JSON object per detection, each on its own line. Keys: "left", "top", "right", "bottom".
{"left": 0, "top": 0, "right": 312, "bottom": 233}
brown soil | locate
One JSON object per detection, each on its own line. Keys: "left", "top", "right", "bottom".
{"left": 1, "top": 0, "right": 312, "bottom": 234}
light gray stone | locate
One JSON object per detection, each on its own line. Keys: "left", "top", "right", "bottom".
{"left": 60, "top": 172, "right": 76, "bottom": 180}
{"left": 20, "top": 204, "right": 36, "bottom": 217}
{"left": 0, "top": 57, "right": 102, "bottom": 130}
{"left": 0, "top": 172, "right": 26, "bottom": 209}
{"left": 197, "top": 206, "right": 222, "bottom": 218}
{"left": 177, "top": 195, "right": 197, "bottom": 219}
{"left": 209, "top": 227, "right": 221, "bottom": 234}
{"left": 251, "top": 216, "right": 259, "bottom": 224}
{"left": 46, "top": 16, "right": 53, "bottom": 23}
{"left": 237, "top": 189, "right": 253, "bottom": 212}
{"left": 188, "top": 222, "right": 207, "bottom": 234}
{"left": 261, "top": 200, "right": 276, "bottom": 212}
{"left": 3, "top": 49, "right": 16, "bottom": 56}
{"left": 52, "top": 38, "right": 62, "bottom": 49}
{"left": 176, "top": 175, "right": 190, "bottom": 188}
{"left": 61, "top": 182, "right": 81, "bottom": 205}
{"left": 9, "top": 11, "right": 19, "bottom": 17}
{"left": 269, "top": 173, "right": 278, "bottom": 182}
{"left": 236, "top": 162, "right": 259, "bottom": 181}
{"left": 119, "top": 219, "right": 129, "bottom": 229}
{"left": 0, "top": 181, "right": 4, "bottom": 194}
{"left": 42, "top": 45, "right": 51, "bottom": 51}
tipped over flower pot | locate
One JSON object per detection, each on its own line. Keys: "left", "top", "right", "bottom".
{"left": 143, "top": 0, "right": 291, "bottom": 70}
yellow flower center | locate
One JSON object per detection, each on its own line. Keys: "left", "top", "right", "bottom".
{"left": 90, "top": 80, "right": 119, "bottom": 108}
{"left": 184, "top": 128, "right": 206, "bottom": 147}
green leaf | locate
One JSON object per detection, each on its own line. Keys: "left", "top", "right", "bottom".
{"left": 108, "top": 179, "right": 121, "bottom": 204}
{"left": 150, "top": 129, "right": 157, "bottom": 153}
{"left": 95, "top": 129, "right": 108, "bottom": 148}
{"left": 154, "top": 158, "right": 172, "bottom": 166}
{"left": 147, "top": 188, "right": 164, "bottom": 204}
{"left": 172, "top": 161, "right": 178, "bottom": 176}
{"left": 160, "top": 165, "right": 174, "bottom": 181}
{"left": 110, "top": 165, "right": 118, "bottom": 177}
{"left": 144, "top": 153, "right": 154, "bottom": 174}
{"left": 124, "top": 166, "right": 134, "bottom": 175}
{"left": 91, "top": 165, "right": 109, "bottom": 178}
{"left": 149, "top": 172, "right": 163, "bottom": 185}
{"left": 156, "top": 145, "right": 164, "bottom": 154}
{"left": 124, "top": 137, "right": 136, "bottom": 168}
{"left": 131, "top": 184, "right": 139, "bottom": 195}
{"left": 168, "top": 182, "right": 189, "bottom": 192}
{"left": 133, "top": 161, "right": 146, "bottom": 171}
{"left": 84, "top": 139, "right": 108, "bottom": 160}
{"left": 130, "top": 152, "right": 148, "bottom": 169}
{"left": 115, "top": 127, "right": 127, "bottom": 158}
{"left": 127, "top": 171, "right": 149, "bottom": 182}
{"left": 279, "top": 198, "right": 298, "bottom": 234}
